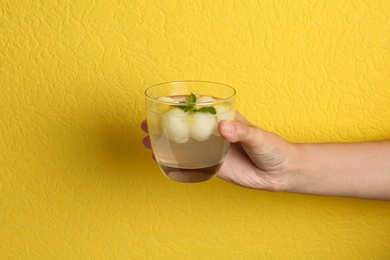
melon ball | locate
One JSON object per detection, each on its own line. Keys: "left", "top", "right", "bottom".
{"left": 162, "top": 108, "right": 190, "bottom": 143}
{"left": 190, "top": 113, "right": 217, "bottom": 141}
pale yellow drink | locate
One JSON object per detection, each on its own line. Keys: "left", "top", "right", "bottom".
{"left": 145, "top": 82, "right": 236, "bottom": 183}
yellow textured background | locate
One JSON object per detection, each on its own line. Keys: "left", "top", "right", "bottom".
{"left": 1, "top": 0, "right": 390, "bottom": 259}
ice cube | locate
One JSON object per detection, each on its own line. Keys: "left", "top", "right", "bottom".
{"left": 162, "top": 108, "right": 190, "bottom": 143}
{"left": 190, "top": 113, "right": 217, "bottom": 141}
{"left": 213, "top": 105, "right": 234, "bottom": 136}
{"left": 157, "top": 96, "right": 175, "bottom": 103}
{"left": 152, "top": 96, "right": 175, "bottom": 113}
{"left": 197, "top": 96, "right": 215, "bottom": 104}
{"left": 214, "top": 105, "right": 233, "bottom": 122}
{"left": 171, "top": 95, "right": 187, "bottom": 103}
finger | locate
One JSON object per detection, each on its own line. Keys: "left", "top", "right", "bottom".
{"left": 141, "top": 120, "right": 149, "bottom": 133}
{"left": 142, "top": 136, "right": 152, "bottom": 150}
{"left": 218, "top": 111, "right": 253, "bottom": 144}
{"left": 218, "top": 120, "right": 265, "bottom": 150}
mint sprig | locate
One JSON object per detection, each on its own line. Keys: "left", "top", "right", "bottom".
{"left": 172, "top": 93, "right": 216, "bottom": 115}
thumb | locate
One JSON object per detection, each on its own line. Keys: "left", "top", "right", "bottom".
{"left": 218, "top": 120, "right": 265, "bottom": 150}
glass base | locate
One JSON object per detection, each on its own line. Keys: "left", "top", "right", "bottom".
{"left": 158, "top": 163, "right": 222, "bottom": 183}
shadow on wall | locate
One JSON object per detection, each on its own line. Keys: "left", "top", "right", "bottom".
{"left": 98, "top": 118, "right": 145, "bottom": 167}
{"left": 61, "top": 85, "right": 150, "bottom": 182}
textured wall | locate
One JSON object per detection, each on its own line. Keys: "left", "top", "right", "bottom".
{"left": 1, "top": 0, "right": 390, "bottom": 259}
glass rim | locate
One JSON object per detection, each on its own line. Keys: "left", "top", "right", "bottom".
{"left": 144, "top": 80, "right": 236, "bottom": 104}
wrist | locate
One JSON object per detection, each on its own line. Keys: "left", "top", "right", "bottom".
{"left": 259, "top": 141, "right": 306, "bottom": 193}
{"left": 282, "top": 143, "right": 313, "bottom": 194}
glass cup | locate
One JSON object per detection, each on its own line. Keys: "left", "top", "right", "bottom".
{"left": 145, "top": 81, "right": 236, "bottom": 183}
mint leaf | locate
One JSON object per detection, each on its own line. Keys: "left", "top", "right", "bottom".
{"left": 170, "top": 93, "right": 216, "bottom": 115}
{"left": 172, "top": 104, "right": 187, "bottom": 109}
{"left": 196, "top": 107, "right": 216, "bottom": 115}
{"left": 183, "top": 104, "right": 195, "bottom": 112}
{"left": 189, "top": 93, "right": 196, "bottom": 103}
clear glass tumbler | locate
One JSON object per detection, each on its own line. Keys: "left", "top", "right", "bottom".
{"left": 145, "top": 81, "right": 236, "bottom": 183}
